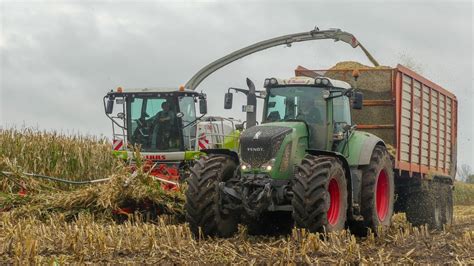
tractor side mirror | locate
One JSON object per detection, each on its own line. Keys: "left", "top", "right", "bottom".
{"left": 105, "top": 98, "right": 114, "bottom": 114}
{"left": 352, "top": 92, "right": 363, "bottom": 110}
{"left": 224, "top": 92, "right": 233, "bottom": 109}
{"left": 199, "top": 98, "right": 208, "bottom": 114}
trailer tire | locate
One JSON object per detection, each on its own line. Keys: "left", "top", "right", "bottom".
{"left": 441, "top": 183, "right": 453, "bottom": 226}
{"left": 361, "top": 145, "right": 395, "bottom": 231}
{"left": 185, "top": 155, "right": 238, "bottom": 237}
{"left": 292, "top": 155, "right": 347, "bottom": 233}
{"left": 406, "top": 181, "right": 445, "bottom": 230}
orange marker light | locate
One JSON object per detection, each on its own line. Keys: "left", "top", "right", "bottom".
{"left": 179, "top": 85, "right": 185, "bottom": 91}
{"left": 117, "top": 87, "right": 123, "bottom": 93}
{"left": 352, "top": 69, "right": 360, "bottom": 79}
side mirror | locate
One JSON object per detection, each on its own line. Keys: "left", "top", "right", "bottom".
{"left": 105, "top": 98, "right": 114, "bottom": 114}
{"left": 224, "top": 92, "right": 233, "bottom": 109}
{"left": 352, "top": 92, "right": 363, "bottom": 110}
{"left": 199, "top": 98, "right": 208, "bottom": 114}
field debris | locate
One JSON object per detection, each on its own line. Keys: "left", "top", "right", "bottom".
{"left": 0, "top": 208, "right": 473, "bottom": 264}
{"left": 1, "top": 127, "right": 473, "bottom": 264}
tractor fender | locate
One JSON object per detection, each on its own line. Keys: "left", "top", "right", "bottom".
{"left": 347, "top": 132, "right": 385, "bottom": 166}
{"left": 306, "top": 149, "right": 351, "bottom": 181}
{"left": 201, "top": 149, "right": 240, "bottom": 164}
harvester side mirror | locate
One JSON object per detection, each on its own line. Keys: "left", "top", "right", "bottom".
{"left": 105, "top": 98, "right": 114, "bottom": 114}
{"left": 199, "top": 98, "right": 208, "bottom": 114}
{"left": 352, "top": 92, "right": 363, "bottom": 110}
{"left": 224, "top": 93, "right": 233, "bottom": 109}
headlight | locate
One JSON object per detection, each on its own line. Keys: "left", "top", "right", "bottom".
{"left": 240, "top": 161, "right": 251, "bottom": 171}
{"left": 261, "top": 158, "right": 276, "bottom": 172}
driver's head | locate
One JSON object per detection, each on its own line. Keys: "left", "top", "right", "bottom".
{"left": 299, "top": 97, "right": 315, "bottom": 111}
{"left": 161, "top": 101, "right": 170, "bottom": 111}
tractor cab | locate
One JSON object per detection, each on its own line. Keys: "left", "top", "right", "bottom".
{"left": 104, "top": 87, "right": 208, "bottom": 161}
{"left": 261, "top": 76, "right": 363, "bottom": 151}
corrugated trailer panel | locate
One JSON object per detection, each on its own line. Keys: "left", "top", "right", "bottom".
{"left": 395, "top": 65, "right": 457, "bottom": 177}
{"left": 295, "top": 65, "right": 457, "bottom": 178}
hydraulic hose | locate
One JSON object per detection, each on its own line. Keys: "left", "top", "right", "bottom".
{"left": 0, "top": 171, "right": 111, "bottom": 185}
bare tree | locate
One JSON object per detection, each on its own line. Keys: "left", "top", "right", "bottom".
{"left": 457, "top": 164, "right": 473, "bottom": 182}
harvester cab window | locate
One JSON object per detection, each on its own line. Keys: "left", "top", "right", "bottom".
{"left": 179, "top": 96, "right": 197, "bottom": 150}
{"left": 128, "top": 96, "right": 180, "bottom": 152}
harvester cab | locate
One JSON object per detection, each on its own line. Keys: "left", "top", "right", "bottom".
{"left": 103, "top": 87, "right": 241, "bottom": 189}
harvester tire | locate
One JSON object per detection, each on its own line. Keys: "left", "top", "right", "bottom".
{"left": 361, "top": 145, "right": 395, "bottom": 232}
{"left": 185, "top": 155, "right": 238, "bottom": 237}
{"left": 405, "top": 181, "right": 446, "bottom": 230}
{"left": 292, "top": 155, "right": 347, "bottom": 233}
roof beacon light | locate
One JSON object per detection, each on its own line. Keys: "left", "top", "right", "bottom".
{"left": 264, "top": 78, "right": 271, "bottom": 87}
{"left": 117, "top": 87, "right": 123, "bottom": 93}
{"left": 179, "top": 85, "right": 185, "bottom": 91}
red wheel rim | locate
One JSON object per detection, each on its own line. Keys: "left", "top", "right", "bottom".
{"left": 376, "top": 170, "right": 389, "bottom": 221}
{"left": 327, "top": 178, "right": 340, "bottom": 225}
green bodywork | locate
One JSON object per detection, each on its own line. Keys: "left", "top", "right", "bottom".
{"left": 239, "top": 85, "right": 383, "bottom": 180}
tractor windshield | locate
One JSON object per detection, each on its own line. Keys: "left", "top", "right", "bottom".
{"left": 127, "top": 95, "right": 182, "bottom": 152}
{"left": 265, "top": 86, "right": 328, "bottom": 149}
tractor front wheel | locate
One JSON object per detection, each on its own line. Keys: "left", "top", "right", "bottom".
{"left": 292, "top": 155, "right": 348, "bottom": 233}
{"left": 185, "top": 155, "right": 238, "bottom": 237}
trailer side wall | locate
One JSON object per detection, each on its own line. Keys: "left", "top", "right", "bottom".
{"left": 295, "top": 66, "right": 457, "bottom": 178}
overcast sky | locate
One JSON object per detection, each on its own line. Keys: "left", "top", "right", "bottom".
{"left": 1, "top": 0, "right": 473, "bottom": 168}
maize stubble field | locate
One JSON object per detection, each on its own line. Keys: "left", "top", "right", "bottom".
{"left": 0, "top": 129, "right": 473, "bottom": 264}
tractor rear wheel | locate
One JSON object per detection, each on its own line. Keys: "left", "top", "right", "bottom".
{"left": 185, "top": 155, "right": 238, "bottom": 237}
{"left": 292, "top": 155, "right": 348, "bottom": 233}
{"left": 361, "top": 145, "right": 395, "bottom": 231}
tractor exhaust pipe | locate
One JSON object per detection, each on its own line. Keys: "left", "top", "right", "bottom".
{"left": 245, "top": 78, "right": 257, "bottom": 129}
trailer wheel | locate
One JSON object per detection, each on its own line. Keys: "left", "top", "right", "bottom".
{"left": 292, "top": 155, "right": 347, "bottom": 233}
{"left": 405, "top": 181, "right": 445, "bottom": 230}
{"left": 185, "top": 155, "right": 238, "bottom": 237}
{"left": 441, "top": 183, "right": 453, "bottom": 226}
{"left": 361, "top": 145, "right": 395, "bottom": 231}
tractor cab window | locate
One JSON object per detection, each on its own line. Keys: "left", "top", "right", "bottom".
{"left": 264, "top": 86, "right": 328, "bottom": 149}
{"left": 332, "top": 96, "right": 351, "bottom": 125}
{"left": 127, "top": 95, "right": 180, "bottom": 152}
{"left": 179, "top": 96, "right": 197, "bottom": 150}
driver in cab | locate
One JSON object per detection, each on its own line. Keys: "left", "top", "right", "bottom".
{"left": 296, "top": 97, "right": 322, "bottom": 125}
{"left": 153, "top": 101, "right": 178, "bottom": 149}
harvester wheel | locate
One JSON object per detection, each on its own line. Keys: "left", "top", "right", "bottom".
{"left": 405, "top": 181, "right": 447, "bottom": 230}
{"left": 185, "top": 155, "right": 238, "bottom": 237}
{"left": 361, "top": 145, "right": 394, "bottom": 231}
{"left": 292, "top": 155, "right": 347, "bottom": 233}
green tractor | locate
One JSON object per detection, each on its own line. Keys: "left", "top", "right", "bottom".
{"left": 185, "top": 74, "right": 395, "bottom": 236}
